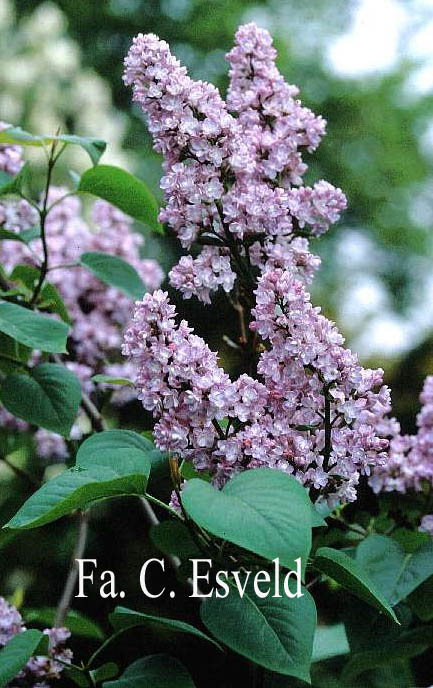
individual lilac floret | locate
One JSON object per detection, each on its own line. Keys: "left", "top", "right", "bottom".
{"left": 370, "top": 376, "right": 433, "bottom": 494}
{"left": 0, "top": 597, "right": 72, "bottom": 685}
{"left": 419, "top": 514, "right": 433, "bottom": 536}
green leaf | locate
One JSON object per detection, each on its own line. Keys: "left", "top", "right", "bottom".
{"left": 340, "top": 626, "right": 433, "bottom": 685}
{"left": 0, "top": 227, "right": 40, "bottom": 244}
{"left": 89, "top": 662, "right": 118, "bottom": 684}
{"left": 200, "top": 577, "right": 316, "bottom": 682}
{"left": 314, "top": 546, "right": 398, "bottom": 622}
{"left": 150, "top": 520, "right": 202, "bottom": 560}
{"left": 1, "top": 363, "right": 81, "bottom": 436}
{"left": 91, "top": 374, "right": 133, "bottom": 386}
{"left": 38, "top": 282, "right": 71, "bottom": 324}
{"left": 312, "top": 623, "right": 349, "bottom": 662}
{"left": 0, "top": 170, "right": 12, "bottom": 189}
{"left": 103, "top": 655, "right": 195, "bottom": 688}
{"left": 356, "top": 534, "right": 433, "bottom": 604}
{"left": 0, "top": 301, "right": 69, "bottom": 352}
{"left": 0, "top": 162, "right": 30, "bottom": 197}
{"left": 5, "top": 431, "right": 153, "bottom": 529}
{"left": 23, "top": 607, "right": 105, "bottom": 640}
{"left": 182, "top": 469, "right": 312, "bottom": 574}
{"left": 408, "top": 575, "right": 433, "bottom": 621}
{"left": 80, "top": 252, "right": 146, "bottom": 300}
{"left": 78, "top": 165, "right": 162, "bottom": 232}
{"left": 0, "top": 127, "right": 106, "bottom": 165}
{"left": 0, "top": 629, "right": 44, "bottom": 688}
{"left": 108, "top": 607, "right": 220, "bottom": 650}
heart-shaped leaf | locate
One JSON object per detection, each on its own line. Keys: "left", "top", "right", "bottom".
{"left": 314, "top": 547, "right": 398, "bottom": 622}
{"left": 200, "top": 577, "right": 316, "bottom": 682}
{"left": 1, "top": 363, "right": 81, "bottom": 436}
{"left": 80, "top": 252, "right": 146, "bottom": 300}
{"left": 103, "top": 655, "right": 195, "bottom": 688}
{"left": 0, "top": 301, "right": 69, "bottom": 352}
{"left": 182, "top": 469, "right": 312, "bottom": 573}
{"left": 5, "top": 431, "right": 153, "bottom": 529}
{"left": 78, "top": 165, "right": 162, "bottom": 232}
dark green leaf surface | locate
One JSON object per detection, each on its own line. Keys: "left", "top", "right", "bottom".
{"left": 0, "top": 629, "right": 43, "bottom": 688}
{"left": 80, "top": 252, "right": 146, "bottom": 300}
{"left": 5, "top": 431, "right": 152, "bottom": 529}
{"left": 1, "top": 363, "right": 81, "bottom": 436}
{"left": 182, "top": 469, "right": 312, "bottom": 573}
{"left": 314, "top": 546, "right": 398, "bottom": 622}
{"left": 0, "top": 301, "right": 69, "bottom": 352}
{"left": 200, "top": 578, "right": 316, "bottom": 682}
{"left": 103, "top": 655, "right": 195, "bottom": 688}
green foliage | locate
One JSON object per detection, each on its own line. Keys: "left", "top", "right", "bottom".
{"left": 0, "top": 629, "right": 45, "bottom": 688}
{"left": 0, "top": 363, "right": 81, "bottom": 435}
{"left": 312, "top": 623, "right": 349, "bottom": 662}
{"left": 0, "top": 301, "right": 69, "bottom": 352}
{"left": 80, "top": 251, "right": 146, "bottom": 300}
{"left": 108, "top": 606, "right": 220, "bottom": 650}
{"left": 182, "top": 469, "right": 312, "bottom": 573}
{"left": 23, "top": 607, "right": 105, "bottom": 640}
{"left": 0, "top": 162, "right": 30, "bottom": 197}
{"left": 0, "top": 227, "right": 40, "bottom": 244}
{"left": 314, "top": 546, "right": 398, "bottom": 622}
{"left": 78, "top": 165, "right": 162, "bottom": 232}
{"left": 200, "top": 577, "right": 316, "bottom": 682}
{"left": 103, "top": 655, "right": 196, "bottom": 688}
{"left": 5, "top": 430, "right": 153, "bottom": 529}
{"left": 340, "top": 626, "right": 433, "bottom": 685}
{"left": 356, "top": 534, "right": 433, "bottom": 605}
{"left": 0, "top": 127, "right": 106, "bottom": 165}
{"left": 91, "top": 374, "right": 133, "bottom": 386}
{"left": 150, "top": 520, "right": 202, "bottom": 560}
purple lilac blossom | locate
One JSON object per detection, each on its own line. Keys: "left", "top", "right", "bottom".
{"left": 370, "top": 376, "right": 433, "bottom": 494}
{"left": 123, "top": 24, "right": 346, "bottom": 304}
{"left": 123, "top": 277, "right": 392, "bottom": 505}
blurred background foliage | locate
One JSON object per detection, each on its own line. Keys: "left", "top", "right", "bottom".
{"left": 1, "top": 1, "right": 433, "bottom": 685}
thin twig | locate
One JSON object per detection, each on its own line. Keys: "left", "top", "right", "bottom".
{"left": 54, "top": 510, "right": 89, "bottom": 628}
{"left": 30, "top": 140, "right": 58, "bottom": 306}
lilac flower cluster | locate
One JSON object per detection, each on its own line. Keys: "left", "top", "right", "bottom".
{"left": 121, "top": 25, "right": 395, "bottom": 506}
{"left": 124, "top": 23, "right": 346, "bottom": 304}
{"left": 124, "top": 274, "right": 391, "bottom": 504}
{"left": 0, "top": 597, "right": 72, "bottom": 687}
{"left": 370, "top": 376, "right": 433, "bottom": 496}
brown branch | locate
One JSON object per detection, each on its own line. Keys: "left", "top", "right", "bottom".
{"left": 54, "top": 510, "right": 89, "bottom": 628}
